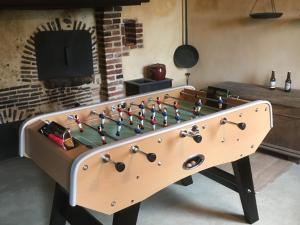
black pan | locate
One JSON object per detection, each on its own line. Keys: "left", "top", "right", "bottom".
{"left": 174, "top": 0, "right": 199, "bottom": 69}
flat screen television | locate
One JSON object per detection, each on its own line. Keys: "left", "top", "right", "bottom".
{"left": 35, "top": 30, "right": 94, "bottom": 81}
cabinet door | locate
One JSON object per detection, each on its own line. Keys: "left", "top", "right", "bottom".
{"left": 264, "top": 106, "right": 300, "bottom": 154}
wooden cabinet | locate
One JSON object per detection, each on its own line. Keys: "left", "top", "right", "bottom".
{"left": 215, "top": 82, "right": 300, "bottom": 159}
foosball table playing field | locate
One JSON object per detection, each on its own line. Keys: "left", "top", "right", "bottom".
{"left": 19, "top": 86, "right": 273, "bottom": 225}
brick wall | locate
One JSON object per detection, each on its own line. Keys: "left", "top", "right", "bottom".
{"left": 0, "top": 17, "right": 101, "bottom": 124}
{"left": 95, "top": 7, "right": 125, "bottom": 101}
{"left": 95, "top": 7, "right": 144, "bottom": 101}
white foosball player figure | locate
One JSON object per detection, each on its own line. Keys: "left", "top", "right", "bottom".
{"left": 175, "top": 112, "right": 181, "bottom": 123}
{"left": 74, "top": 115, "right": 83, "bottom": 132}
{"left": 99, "top": 112, "right": 106, "bottom": 128}
{"left": 139, "top": 101, "right": 145, "bottom": 115}
{"left": 151, "top": 104, "right": 156, "bottom": 118}
{"left": 195, "top": 99, "right": 202, "bottom": 113}
{"left": 162, "top": 107, "right": 168, "bottom": 127}
{"left": 116, "top": 118, "right": 122, "bottom": 136}
{"left": 218, "top": 96, "right": 224, "bottom": 109}
{"left": 135, "top": 124, "right": 142, "bottom": 134}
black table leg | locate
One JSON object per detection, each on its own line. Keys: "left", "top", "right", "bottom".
{"left": 200, "top": 156, "right": 259, "bottom": 224}
{"left": 232, "top": 157, "right": 259, "bottom": 224}
{"left": 179, "top": 176, "right": 194, "bottom": 186}
{"left": 49, "top": 183, "right": 103, "bottom": 225}
{"left": 113, "top": 203, "right": 141, "bottom": 225}
{"left": 49, "top": 184, "right": 68, "bottom": 225}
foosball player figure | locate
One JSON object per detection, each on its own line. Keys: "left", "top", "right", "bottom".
{"left": 127, "top": 107, "right": 134, "bottom": 125}
{"left": 173, "top": 101, "right": 179, "bottom": 113}
{"left": 138, "top": 112, "right": 145, "bottom": 129}
{"left": 116, "top": 118, "right": 122, "bottom": 136}
{"left": 175, "top": 112, "right": 181, "bottom": 123}
{"left": 156, "top": 97, "right": 162, "bottom": 111}
{"left": 139, "top": 101, "right": 146, "bottom": 115}
{"left": 150, "top": 115, "right": 157, "bottom": 131}
{"left": 135, "top": 124, "right": 142, "bottom": 134}
{"left": 117, "top": 104, "right": 124, "bottom": 121}
{"left": 151, "top": 104, "right": 156, "bottom": 117}
{"left": 97, "top": 126, "right": 106, "bottom": 145}
{"left": 195, "top": 99, "right": 202, "bottom": 113}
{"left": 218, "top": 96, "right": 224, "bottom": 109}
{"left": 74, "top": 115, "right": 83, "bottom": 132}
{"left": 99, "top": 112, "right": 106, "bottom": 128}
{"left": 162, "top": 107, "right": 168, "bottom": 127}
{"left": 192, "top": 106, "right": 199, "bottom": 116}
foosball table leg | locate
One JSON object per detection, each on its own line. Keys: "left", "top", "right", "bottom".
{"left": 200, "top": 156, "right": 259, "bottom": 224}
{"left": 49, "top": 183, "right": 104, "bottom": 225}
{"left": 49, "top": 183, "right": 140, "bottom": 225}
{"left": 232, "top": 157, "right": 259, "bottom": 224}
{"left": 112, "top": 202, "right": 141, "bottom": 225}
{"left": 179, "top": 176, "right": 194, "bottom": 186}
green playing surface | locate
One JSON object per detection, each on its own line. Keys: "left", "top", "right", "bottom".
{"left": 70, "top": 100, "right": 218, "bottom": 148}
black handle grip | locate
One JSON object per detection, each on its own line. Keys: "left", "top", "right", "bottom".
{"left": 238, "top": 123, "right": 246, "bottom": 130}
{"left": 146, "top": 153, "right": 157, "bottom": 162}
{"left": 115, "top": 162, "right": 125, "bottom": 172}
{"left": 193, "top": 135, "right": 202, "bottom": 144}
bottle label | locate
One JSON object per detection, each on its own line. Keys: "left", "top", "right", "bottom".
{"left": 270, "top": 81, "right": 276, "bottom": 89}
{"left": 285, "top": 83, "right": 291, "bottom": 91}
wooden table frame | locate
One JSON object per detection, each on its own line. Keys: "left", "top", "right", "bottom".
{"left": 50, "top": 156, "right": 258, "bottom": 225}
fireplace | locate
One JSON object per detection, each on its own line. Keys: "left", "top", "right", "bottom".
{"left": 35, "top": 30, "right": 94, "bottom": 88}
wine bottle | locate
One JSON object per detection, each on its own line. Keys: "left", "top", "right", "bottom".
{"left": 270, "top": 71, "right": 276, "bottom": 90}
{"left": 285, "top": 72, "right": 292, "bottom": 92}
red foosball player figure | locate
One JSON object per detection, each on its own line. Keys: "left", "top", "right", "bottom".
{"left": 117, "top": 104, "right": 124, "bottom": 121}
{"left": 138, "top": 111, "right": 145, "bottom": 129}
{"left": 150, "top": 115, "right": 157, "bottom": 131}
{"left": 156, "top": 97, "right": 162, "bottom": 111}
{"left": 97, "top": 126, "right": 106, "bottom": 145}
{"left": 173, "top": 101, "right": 179, "bottom": 113}
{"left": 127, "top": 107, "right": 134, "bottom": 125}
{"left": 74, "top": 115, "right": 83, "bottom": 132}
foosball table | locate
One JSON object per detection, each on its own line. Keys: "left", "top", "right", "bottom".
{"left": 19, "top": 86, "right": 273, "bottom": 225}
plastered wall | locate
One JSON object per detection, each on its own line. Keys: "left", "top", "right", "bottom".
{"left": 122, "top": 0, "right": 187, "bottom": 87}
{"left": 189, "top": 0, "right": 300, "bottom": 89}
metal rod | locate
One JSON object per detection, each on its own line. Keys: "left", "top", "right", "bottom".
{"left": 178, "top": 91, "right": 238, "bottom": 107}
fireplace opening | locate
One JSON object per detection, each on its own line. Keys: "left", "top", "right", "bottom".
{"left": 35, "top": 30, "right": 94, "bottom": 88}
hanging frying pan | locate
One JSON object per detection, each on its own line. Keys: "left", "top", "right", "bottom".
{"left": 174, "top": 0, "right": 199, "bottom": 68}
{"left": 249, "top": 0, "right": 283, "bottom": 19}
